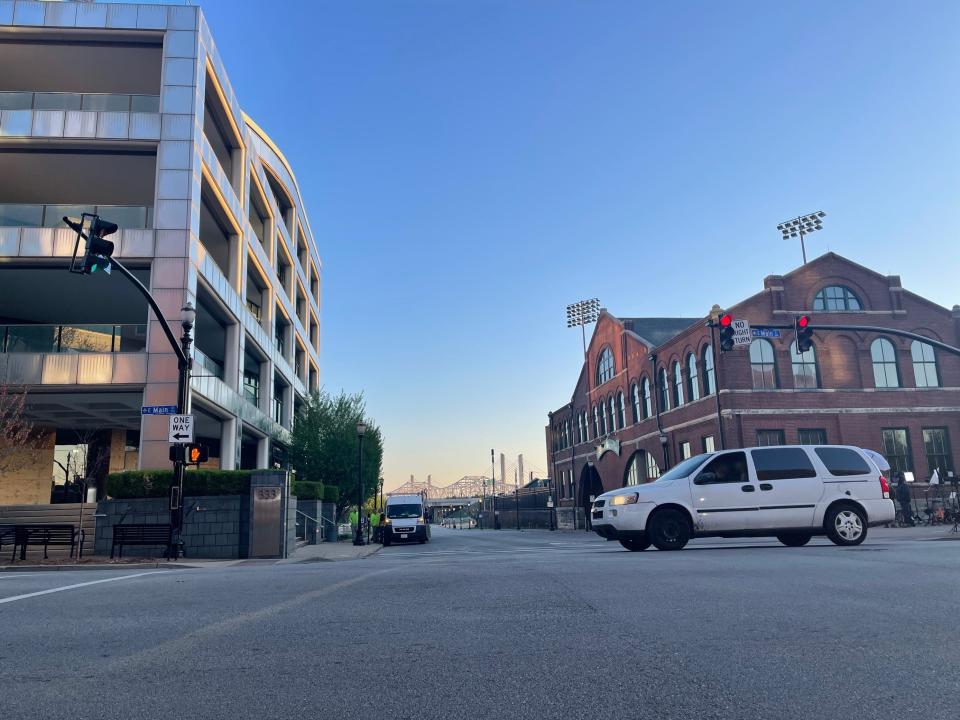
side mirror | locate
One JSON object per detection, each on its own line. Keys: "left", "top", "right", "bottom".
{"left": 695, "top": 471, "right": 717, "bottom": 485}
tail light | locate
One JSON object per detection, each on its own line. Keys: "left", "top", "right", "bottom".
{"left": 879, "top": 475, "right": 890, "bottom": 499}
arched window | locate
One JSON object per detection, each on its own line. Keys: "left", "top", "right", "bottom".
{"left": 608, "top": 396, "right": 617, "bottom": 432}
{"left": 672, "top": 361, "right": 684, "bottom": 407}
{"left": 624, "top": 452, "right": 641, "bottom": 486}
{"left": 564, "top": 420, "right": 570, "bottom": 448}
{"left": 645, "top": 451, "right": 661, "bottom": 480}
{"left": 659, "top": 367, "right": 670, "bottom": 411}
{"left": 750, "top": 339, "right": 777, "bottom": 389}
{"left": 641, "top": 377, "right": 652, "bottom": 418}
{"left": 912, "top": 341, "right": 939, "bottom": 388}
{"left": 702, "top": 345, "right": 716, "bottom": 395}
{"left": 872, "top": 338, "right": 899, "bottom": 388}
{"left": 630, "top": 383, "right": 640, "bottom": 423}
{"left": 616, "top": 391, "right": 626, "bottom": 429}
{"left": 596, "top": 347, "right": 615, "bottom": 385}
{"left": 592, "top": 405, "right": 600, "bottom": 438}
{"left": 790, "top": 341, "right": 819, "bottom": 389}
{"left": 687, "top": 353, "right": 700, "bottom": 402}
{"left": 814, "top": 285, "right": 862, "bottom": 311}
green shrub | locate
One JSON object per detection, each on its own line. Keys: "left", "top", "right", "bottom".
{"left": 292, "top": 481, "right": 324, "bottom": 499}
{"left": 107, "top": 469, "right": 253, "bottom": 499}
{"left": 322, "top": 485, "right": 339, "bottom": 503}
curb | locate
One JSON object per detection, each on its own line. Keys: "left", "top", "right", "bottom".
{"left": 0, "top": 563, "right": 190, "bottom": 572}
{"left": 283, "top": 544, "right": 383, "bottom": 564}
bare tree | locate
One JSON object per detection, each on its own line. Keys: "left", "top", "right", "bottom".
{"left": 0, "top": 383, "right": 38, "bottom": 476}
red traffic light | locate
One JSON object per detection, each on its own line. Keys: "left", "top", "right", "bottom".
{"left": 719, "top": 313, "right": 733, "bottom": 328}
{"left": 798, "top": 315, "right": 811, "bottom": 329}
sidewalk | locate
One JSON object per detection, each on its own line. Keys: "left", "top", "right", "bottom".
{"left": 0, "top": 558, "right": 244, "bottom": 572}
{"left": 281, "top": 541, "right": 383, "bottom": 563}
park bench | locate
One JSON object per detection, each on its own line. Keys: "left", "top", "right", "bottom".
{"left": 13, "top": 524, "right": 83, "bottom": 561}
{"left": 111, "top": 524, "right": 174, "bottom": 559}
{"left": 0, "top": 525, "right": 14, "bottom": 556}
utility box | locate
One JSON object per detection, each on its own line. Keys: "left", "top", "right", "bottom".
{"left": 248, "top": 471, "right": 290, "bottom": 558}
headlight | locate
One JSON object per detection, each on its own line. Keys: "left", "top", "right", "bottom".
{"left": 610, "top": 493, "right": 639, "bottom": 506}
{"left": 418, "top": 516, "right": 425, "bottom": 523}
{"left": 384, "top": 517, "right": 391, "bottom": 524}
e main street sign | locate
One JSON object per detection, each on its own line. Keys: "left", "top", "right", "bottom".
{"left": 751, "top": 328, "right": 782, "bottom": 339}
{"left": 142, "top": 405, "right": 179, "bottom": 415}
{"left": 168, "top": 415, "right": 194, "bottom": 444}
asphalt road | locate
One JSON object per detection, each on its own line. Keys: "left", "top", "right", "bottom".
{"left": 2, "top": 528, "right": 959, "bottom": 719}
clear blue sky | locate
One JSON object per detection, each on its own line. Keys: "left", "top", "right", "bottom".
{"left": 199, "top": 0, "right": 959, "bottom": 490}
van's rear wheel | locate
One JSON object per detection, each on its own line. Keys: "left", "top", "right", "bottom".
{"left": 776, "top": 533, "right": 812, "bottom": 547}
{"left": 648, "top": 509, "right": 691, "bottom": 551}
{"left": 618, "top": 538, "right": 651, "bottom": 552}
{"left": 826, "top": 505, "right": 867, "bottom": 546}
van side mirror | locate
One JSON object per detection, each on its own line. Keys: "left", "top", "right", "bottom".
{"left": 695, "top": 471, "right": 717, "bottom": 485}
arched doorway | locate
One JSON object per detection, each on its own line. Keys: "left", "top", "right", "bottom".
{"left": 578, "top": 463, "right": 603, "bottom": 529}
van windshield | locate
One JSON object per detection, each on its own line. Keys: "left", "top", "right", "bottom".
{"left": 655, "top": 453, "right": 713, "bottom": 482}
{"left": 387, "top": 504, "right": 422, "bottom": 519}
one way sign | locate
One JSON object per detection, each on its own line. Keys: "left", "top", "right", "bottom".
{"left": 168, "top": 414, "right": 194, "bottom": 444}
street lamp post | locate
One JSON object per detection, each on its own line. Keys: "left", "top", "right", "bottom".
{"left": 566, "top": 298, "right": 600, "bottom": 528}
{"left": 353, "top": 422, "right": 367, "bottom": 546}
{"left": 778, "top": 211, "right": 826, "bottom": 264}
{"left": 171, "top": 302, "right": 196, "bottom": 553}
{"left": 659, "top": 433, "right": 670, "bottom": 472}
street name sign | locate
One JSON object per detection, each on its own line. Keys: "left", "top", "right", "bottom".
{"left": 168, "top": 415, "right": 194, "bottom": 443}
{"left": 731, "top": 319, "right": 752, "bottom": 346}
{"left": 142, "top": 405, "right": 178, "bottom": 416}
{"left": 751, "top": 328, "right": 781, "bottom": 339}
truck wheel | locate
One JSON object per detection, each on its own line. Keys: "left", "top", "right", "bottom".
{"left": 648, "top": 508, "right": 691, "bottom": 551}
{"left": 618, "top": 538, "right": 651, "bottom": 552}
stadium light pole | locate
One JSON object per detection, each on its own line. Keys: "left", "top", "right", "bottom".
{"left": 566, "top": 298, "right": 600, "bottom": 529}
{"left": 777, "top": 211, "right": 826, "bottom": 264}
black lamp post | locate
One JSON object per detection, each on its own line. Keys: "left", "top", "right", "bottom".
{"left": 353, "top": 422, "right": 367, "bottom": 546}
{"left": 659, "top": 432, "right": 670, "bottom": 472}
{"left": 171, "top": 301, "right": 195, "bottom": 556}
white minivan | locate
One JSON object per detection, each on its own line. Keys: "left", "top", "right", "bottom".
{"left": 592, "top": 445, "right": 894, "bottom": 551}
{"left": 383, "top": 494, "right": 431, "bottom": 545}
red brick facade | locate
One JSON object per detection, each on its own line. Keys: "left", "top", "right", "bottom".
{"left": 546, "top": 253, "right": 960, "bottom": 515}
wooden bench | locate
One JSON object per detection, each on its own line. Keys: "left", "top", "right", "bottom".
{"left": 111, "top": 524, "right": 174, "bottom": 559}
{"left": 13, "top": 524, "right": 83, "bottom": 561}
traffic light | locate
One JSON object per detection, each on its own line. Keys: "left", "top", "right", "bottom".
{"left": 169, "top": 444, "right": 208, "bottom": 465}
{"left": 718, "top": 313, "right": 735, "bottom": 352}
{"left": 795, "top": 315, "right": 813, "bottom": 353}
{"left": 64, "top": 213, "right": 117, "bottom": 275}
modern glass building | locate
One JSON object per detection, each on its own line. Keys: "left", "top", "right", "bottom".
{"left": 0, "top": 1, "right": 322, "bottom": 502}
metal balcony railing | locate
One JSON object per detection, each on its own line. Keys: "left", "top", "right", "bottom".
{"left": 0, "top": 204, "right": 153, "bottom": 229}
{"left": 1, "top": 324, "right": 147, "bottom": 354}
{"left": 0, "top": 91, "right": 161, "bottom": 113}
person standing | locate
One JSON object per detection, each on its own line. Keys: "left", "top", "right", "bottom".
{"left": 896, "top": 475, "right": 914, "bottom": 527}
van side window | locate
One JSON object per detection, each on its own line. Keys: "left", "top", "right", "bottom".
{"left": 751, "top": 448, "right": 817, "bottom": 481}
{"left": 695, "top": 451, "right": 749, "bottom": 484}
{"left": 815, "top": 447, "right": 872, "bottom": 476}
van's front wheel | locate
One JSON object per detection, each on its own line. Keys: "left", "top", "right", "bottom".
{"left": 648, "top": 509, "right": 691, "bottom": 551}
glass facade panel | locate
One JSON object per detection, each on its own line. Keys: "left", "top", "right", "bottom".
{"left": 790, "top": 341, "right": 819, "bottom": 389}
{"left": 0, "top": 204, "right": 43, "bottom": 227}
{"left": 911, "top": 341, "right": 939, "bottom": 388}
{"left": 750, "top": 339, "right": 777, "bottom": 389}
{"left": 872, "top": 338, "right": 900, "bottom": 388}
{"left": 881, "top": 428, "right": 912, "bottom": 474}
{"left": 34, "top": 93, "right": 82, "bottom": 110}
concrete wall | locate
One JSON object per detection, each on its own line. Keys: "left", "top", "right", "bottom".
{"left": 0, "top": 427, "right": 55, "bottom": 504}
{"left": 94, "top": 495, "right": 249, "bottom": 559}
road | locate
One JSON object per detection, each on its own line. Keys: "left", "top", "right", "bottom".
{"left": 2, "top": 527, "right": 959, "bottom": 719}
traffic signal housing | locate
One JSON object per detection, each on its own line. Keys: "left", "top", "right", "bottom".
{"left": 64, "top": 213, "right": 118, "bottom": 275}
{"left": 169, "top": 444, "right": 209, "bottom": 465}
{"left": 718, "top": 313, "right": 735, "bottom": 352}
{"left": 795, "top": 315, "right": 813, "bottom": 353}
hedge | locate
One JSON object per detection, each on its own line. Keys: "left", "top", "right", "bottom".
{"left": 292, "top": 481, "right": 338, "bottom": 502}
{"left": 107, "top": 470, "right": 253, "bottom": 499}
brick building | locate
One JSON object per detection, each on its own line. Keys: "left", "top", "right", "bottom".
{"left": 546, "top": 253, "right": 960, "bottom": 522}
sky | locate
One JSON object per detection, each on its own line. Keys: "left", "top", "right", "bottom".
{"left": 197, "top": 0, "right": 960, "bottom": 490}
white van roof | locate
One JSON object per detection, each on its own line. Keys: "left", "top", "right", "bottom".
{"left": 386, "top": 494, "right": 424, "bottom": 504}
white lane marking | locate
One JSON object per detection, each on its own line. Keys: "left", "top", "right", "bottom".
{"left": 0, "top": 572, "right": 161, "bottom": 605}
{"left": 0, "top": 573, "right": 45, "bottom": 579}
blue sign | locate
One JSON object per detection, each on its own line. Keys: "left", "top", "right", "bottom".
{"left": 141, "top": 405, "right": 179, "bottom": 416}
{"left": 751, "top": 328, "right": 781, "bottom": 338}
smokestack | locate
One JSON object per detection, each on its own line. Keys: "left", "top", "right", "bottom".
{"left": 500, "top": 453, "right": 506, "bottom": 493}
{"left": 518, "top": 454, "right": 524, "bottom": 490}
{"left": 427, "top": 474, "right": 432, "bottom": 486}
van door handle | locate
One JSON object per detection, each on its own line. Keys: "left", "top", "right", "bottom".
{"left": 759, "top": 483, "right": 773, "bottom": 491}
{"left": 741, "top": 485, "right": 755, "bottom": 492}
